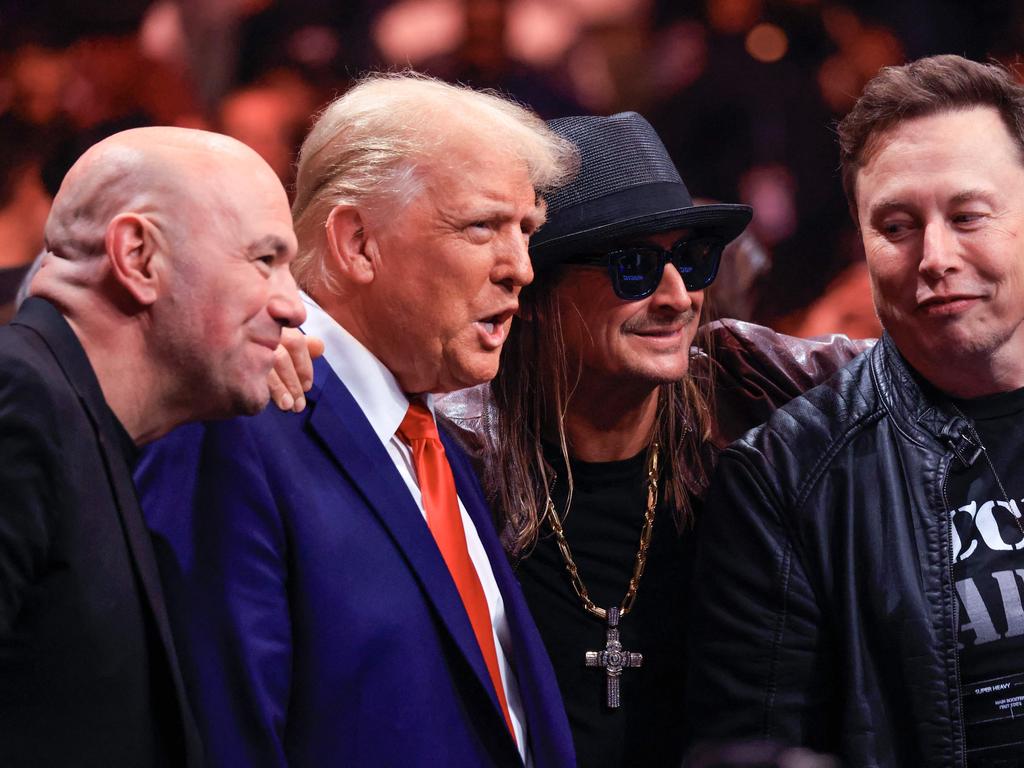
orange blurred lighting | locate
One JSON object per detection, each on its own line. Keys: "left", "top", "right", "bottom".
{"left": 745, "top": 22, "right": 788, "bottom": 63}
{"left": 373, "top": 0, "right": 464, "bottom": 65}
{"left": 708, "top": 0, "right": 763, "bottom": 35}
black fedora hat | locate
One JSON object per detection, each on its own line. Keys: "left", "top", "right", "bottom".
{"left": 530, "top": 111, "right": 752, "bottom": 270}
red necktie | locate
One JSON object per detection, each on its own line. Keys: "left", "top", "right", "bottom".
{"left": 397, "top": 400, "right": 517, "bottom": 744}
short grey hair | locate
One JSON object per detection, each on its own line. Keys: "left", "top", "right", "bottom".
{"left": 291, "top": 71, "right": 578, "bottom": 293}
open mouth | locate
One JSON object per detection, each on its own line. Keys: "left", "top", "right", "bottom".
{"left": 475, "top": 307, "right": 517, "bottom": 348}
{"left": 478, "top": 307, "right": 516, "bottom": 333}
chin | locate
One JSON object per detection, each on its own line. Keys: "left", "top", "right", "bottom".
{"left": 212, "top": 382, "right": 271, "bottom": 419}
{"left": 439, "top": 371, "right": 497, "bottom": 394}
{"left": 441, "top": 352, "right": 501, "bottom": 392}
{"left": 632, "top": 361, "right": 690, "bottom": 385}
{"left": 238, "top": 388, "right": 272, "bottom": 417}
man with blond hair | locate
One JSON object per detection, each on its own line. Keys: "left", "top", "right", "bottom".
{"left": 139, "top": 73, "right": 578, "bottom": 767}
{"left": 0, "top": 127, "right": 306, "bottom": 767}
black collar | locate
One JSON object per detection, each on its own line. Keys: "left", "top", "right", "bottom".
{"left": 11, "top": 296, "right": 138, "bottom": 465}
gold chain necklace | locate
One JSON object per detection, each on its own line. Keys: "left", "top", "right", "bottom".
{"left": 542, "top": 442, "right": 660, "bottom": 708}
{"left": 543, "top": 441, "right": 660, "bottom": 620}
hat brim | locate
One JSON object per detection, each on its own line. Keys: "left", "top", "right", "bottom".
{"left": 530, "top": 202, "right": 753, "bottom": 271}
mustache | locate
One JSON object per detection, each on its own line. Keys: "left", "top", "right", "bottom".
{"left": 621, "top": 309, "right": 698, "bottom": 334}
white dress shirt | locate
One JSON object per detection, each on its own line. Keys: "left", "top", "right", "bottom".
{"left": 301, "top": 294, "right": 529, "bottom": 763}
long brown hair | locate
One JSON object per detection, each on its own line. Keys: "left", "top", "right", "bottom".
{"left": 487, "top": 269, "right": 718, "bottom": 557}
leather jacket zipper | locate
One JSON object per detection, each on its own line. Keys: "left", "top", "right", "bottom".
{"left": 941, "top": 453, "right": 968, "bottom": 768}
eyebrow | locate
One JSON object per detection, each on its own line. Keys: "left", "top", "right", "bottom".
{"left": 870, "top": 188, "right": 998, "bottom": 219}
{"left": 868, "top": 199, "right": 911, "bottom": 220}
{"left": 950, "top": 188, "right": 997, "bottom": 206}
{"left": 246, "top": 235, "right": 292, "bottom": 257}
{"left": 525, "top": 205, "right": 547, "bottom": 231}
{"left": 457, "top": 197, "right": 548, "bottom": 229}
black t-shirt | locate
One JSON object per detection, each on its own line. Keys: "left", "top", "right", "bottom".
{"left": 948, "top": 386, "right": 1024, "bottom": 768}
{"left": 515, "top": 445, "right": 694, "bottom": 768}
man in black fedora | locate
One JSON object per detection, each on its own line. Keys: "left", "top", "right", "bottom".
{"left": 439, "top": 111, "right": 862, "bottom": 766}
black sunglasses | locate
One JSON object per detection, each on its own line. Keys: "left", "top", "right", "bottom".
{"left": 565, "top": 235, "right": 726, "bottom": 301}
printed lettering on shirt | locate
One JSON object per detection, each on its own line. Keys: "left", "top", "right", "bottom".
{"left": 952, "top": 499, "right": 1024, "bottom": 562}
{"left": 953, "top": 496, "right": 1024, "bottom": 650}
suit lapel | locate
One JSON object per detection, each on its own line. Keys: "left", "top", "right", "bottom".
{"left": 12, "top": 298, "right": 203, "bottom": 765}
{"left": 444, "top": 431, "right": 575, "bottom": 766}
{"left": 305, "top": 361, "right": 514, "bottom": 741}
{"left": 90, "top": 416, "right": 204, "bottom": 765}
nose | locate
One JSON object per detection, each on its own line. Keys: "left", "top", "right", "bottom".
{"left": 268, "top": 266, "right": 306, "bottom": 328}
{"left": 493, "top": 231, "right": 534, "bottom": 290}
{"left": 919, "top": 219, "right": 962, "bottom": 280}
{"left": 649, "top": 261, "right": 698, "bottom": 314}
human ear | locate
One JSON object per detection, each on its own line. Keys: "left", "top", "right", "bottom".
{"left": 325, "top": 205, "right": 376, "bottom": 286}
{"left": 105, "top": 213, "right": 160, "bottom": 306}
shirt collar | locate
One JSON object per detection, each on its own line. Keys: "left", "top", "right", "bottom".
{"left": 300, "top": 293, "right": 434, "bottom": 443}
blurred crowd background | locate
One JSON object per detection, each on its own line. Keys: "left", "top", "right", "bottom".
{"left": 2, "top": 0, "right": 1022, "bottom": 333}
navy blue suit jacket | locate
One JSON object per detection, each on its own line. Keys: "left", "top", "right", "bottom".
{"left": 137, "top": 357, "right": 575, "bottom": 768}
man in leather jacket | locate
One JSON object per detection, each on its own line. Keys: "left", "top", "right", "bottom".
{"left": 688, "top": 54, "right": 1024, "bottom": 768}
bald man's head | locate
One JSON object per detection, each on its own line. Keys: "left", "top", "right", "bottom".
{"left": 44, "top": 127, "right": 275, "bottom": 269}
{"left": 32, "top": 126, "right": 306, "bottom": 434}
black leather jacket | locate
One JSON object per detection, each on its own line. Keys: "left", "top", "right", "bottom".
{"left": 688, "top": 333, "right": 982, "bottom": 767}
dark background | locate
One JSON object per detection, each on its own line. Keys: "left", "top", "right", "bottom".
{"left": 2, "top": 0, "right": 1022, "bottom": 333}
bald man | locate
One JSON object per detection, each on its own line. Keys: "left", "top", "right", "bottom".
{"left": 0, "top": 127, "right": 305, "bottom": 767}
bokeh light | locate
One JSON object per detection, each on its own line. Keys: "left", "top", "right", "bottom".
{"left": 373, "top": 0, "right": 464, "bottom": 65}
{"left": 745, "top": 23, "right": 788, "bottom": 63}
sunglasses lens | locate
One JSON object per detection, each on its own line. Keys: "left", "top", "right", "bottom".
{"left": 674, "top": 237, "right": 724, "bottom": 291}
{"left": 602, "top": 236, "right": 727, "bottom": 300}
{"left": 610, "top": 248, "right": 663, "bottom": 299}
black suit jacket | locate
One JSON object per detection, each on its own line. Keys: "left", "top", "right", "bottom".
{"left": 0, "top": 297, "right": 201, "bottom": 767}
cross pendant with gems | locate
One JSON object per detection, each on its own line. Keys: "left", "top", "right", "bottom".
{"left": 584, "top": 606, "right": 642, "bottom": 709}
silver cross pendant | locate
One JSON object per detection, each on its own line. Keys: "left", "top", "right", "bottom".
{"left": 584, "top": 606, "right": 642, "bottom": 708}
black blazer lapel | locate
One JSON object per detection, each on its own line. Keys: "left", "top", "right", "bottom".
{"left": 12, "top": 298, "right": 203, "bottom": 765}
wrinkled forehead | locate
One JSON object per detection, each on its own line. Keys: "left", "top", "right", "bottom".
{"left": 417, "top": 142, "right": 541, "bottom": 212}
{"left": 856, "top": 106, "right": 1024, "bottom": 191}
{"left": 429, "top": 129, "right": 534, "bottom": 179}
{"left": 853, "top": 107, "right": 1023, "bottom": 212}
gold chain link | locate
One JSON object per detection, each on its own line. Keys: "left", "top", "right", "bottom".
{"left": 543, "top": 443, "right": 660, "bottom": 621}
